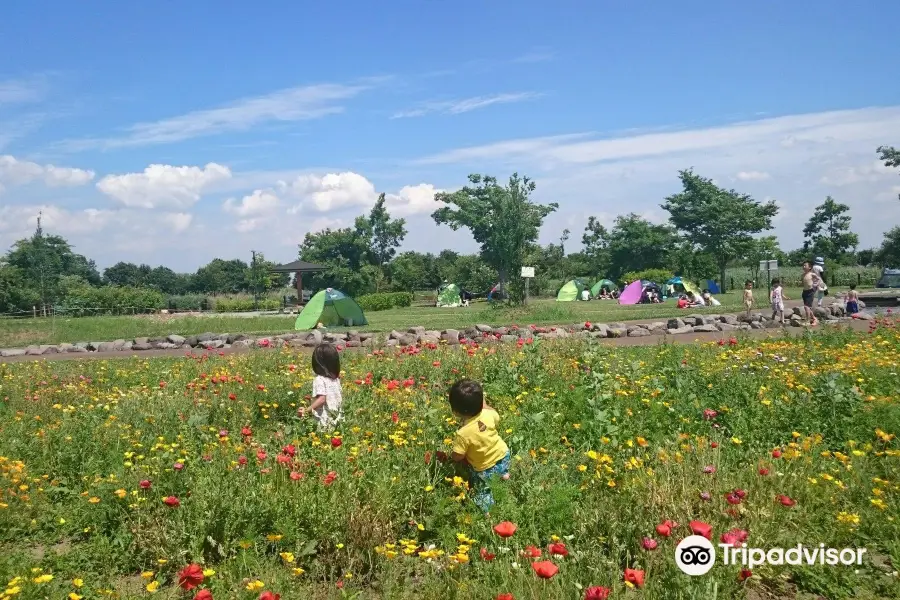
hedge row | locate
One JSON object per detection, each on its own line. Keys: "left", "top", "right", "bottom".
{"left": 213, "top": 297, "right": 281, "bottom": 313}
{"left": 57, "top": 286, "right": 166, "bottom": 317}
{"left": 356, "top": 292, "right": 414, "bottom": 312}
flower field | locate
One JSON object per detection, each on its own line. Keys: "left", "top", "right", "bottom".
{"left": 1, "top": 323, "right": 899, "bottom": 599}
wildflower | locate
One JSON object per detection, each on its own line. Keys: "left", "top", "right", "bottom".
{"left": 163, "top": 496, "right": 180, "bottom": 507}
{"left": 690, "top": 520, "right": 712, "bottom": 540}
{"left": 177, "top": 564, "right": 204, "bottom": 590}
{"left": 258, "top": 593, "right": 280, "bottom": 600}
{"left": 146, "top": 581, "right": 159, "bottom": 593}
{"left": 140, "top": 572, "right": 154, "bottom": 580}
{"left": 493, "top": 521, "right": 517, "bottom": 538}
{"left": 69, "top": 594, "right": 82, "bottom": 600}
{"left": 772, "top": 448, "right": 782, "bottom": 458}
{"left": 522, "top": 545, "right": 542, "bottom": 558}
{"left": 279, "top": 552, "right": 295, "bottom": 563}
{"left": 173, "top": 462, "right": 184, "bottom": 471}
{"left": 331, "top": 437, "right": 342, "bottom": 448}
{"left": 739, "top": 569, "right": 753, "bottom": 582}
{"left": 497, "top": 594, "right": 514, "bottom": 600}
{"left": 624, "top": 568, "right": 645, "bottom": 588}
{"left": 73, "top": 579, "right": 84, "bottom": 588}
{"left": 33, "top": 574, "right": 53, "bottom": 584}
{"left": 642, "top": 537, "right": 658, "bottom": 550}
{"left": 88, "top": 497, "right": 100, "bottom": 504}
{"left": 720, "top": 529, "right": 749, "bottom": 546}
{"left": 323, "top": 471, "right": 337, "bottom": 485}
{"left": 480, "top": 548, "right": 496, "bottom": 561}
{"left": 548, "top": 542, "right": 568, "bottom": 556}
{"left": 585, "top": 586, "right": 611, "bottom": 600}
{"left": 532, "top": 561, "right": 559, "bottom": 579}
{"left": 194, "top": 591, "right": 213, "bottom": 600}
{"left": 245, "top": 580, "right": 265, "bottom": 591}
{"left": 139, "top": 480, "right": 152, "bottom": 490}
{"left": 777, "top": 494, "right": 796, "bottom": 507}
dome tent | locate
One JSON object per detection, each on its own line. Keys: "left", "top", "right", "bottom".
{"left": 294, "top": 288, "right": 367, "bottom": 330}
{"left": 590, "top": 279, "right": 617, "bottom": 297}
{"left": 437, "top": 283, "right": 463, "bottom": 307}
{"left": 557, "top": 279, "right": 587, "bottom": 301}
{"left": 666, "top": 276, "right": 700, "bottom": 296}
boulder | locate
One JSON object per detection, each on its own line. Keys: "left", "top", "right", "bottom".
{"left": 40, "top": 344, "right": 59, "bottom": 354}
{"left": 647, "top": 321, "right": 667, "bottom": 332}
{"left": 197, "top": 332, "right": 218, "bottom": 342}
{"left": 132, "top": 342, "right": 154, "bottom": 351}
{"left": 307, "top": 329, "right": 324, "bottom": 344}
{"left": 421, "top": 335, "right": 441, "bottom": 346}
{"left": 475, "top": 324, "right": 493, "bottom": 333}
{"left": 56, "top": 343, "right": 74, "bottom": 353}
{"left": 201, "top": 339, "right": 225, "bottom": 350}
{"left": 701, "top": 315, "right": 718, "bottom": 326}
{"left": 589, "top": 331, "right": 609, "bottom": 339}
{"left": 25, "top": 346, "right": 43, "bottom": 355}
{"left": 813, "top": 307, "right": 829, "bottom": 320}
{"left": 607, "top": 326, "right": 627, "bottom": 338}
{"left": 628, "top": 328, "right": 652, "bottom": 337}
{"left": 407, "top": 326, "right": 426, "bottom": 336}
{"left": 667, "top": 318, "right": 685, "bottom": 330}
{"left": 185, "top": 336, "right": 199, "bottom": 348}
{"left": 686, "top": 314, "right": 704, "bottom": 326}
{"left": 74, "top": 342, "right": 90, "bottom": 351}
{"left": 347, "top": 330, "right": 361, "bottom": 342}
{"left": 790, "top": 318, "right": 806, "bottom": 327}
{"left": 156, "top": 342, "right": 179, "bottom": 350}
{"left": 749, "top": 321, "right": 764, "bottom": 330}
{"left": 233, "top": 339, "right": 255, "bottom": 348}
{"left": 500, "top": 335, "right": 518, "bottom": 343}
{"left": 666, "top": 325, "right": 694, "bottom": 335}
{"left": 792, "top": 307, "right": 803, "bottom": 316}
{"left": 398, "top": 333, "right": 418, "bottom": 346}
{"left": 692, "top": 324, "right": 719, "bottom": 333}
{"left": 607, "top": 322, "right": 627, "bottom": 330}
{"left": 555, "top": 328, "right": 570, "bottom": 338}
{"left": 134, "top": 337, "right": 149, "bottom": 345}
{"left": 441, "top": 329, "right": 460, "bottom": 345}
{"left": 0, "top": 348, "right": 26, "bottom": 357}
{"left": 537, "top": 331, "right": 558, "bottom": 340}
{"left": 324, "top": 332, "right": 347, "bottom": 342}
{"left": 855, "top": 312, "right": 874, "bottom": 321}
{"left": 87, "top": 342, "right": 102, "bottom": 351}
{"left": 385, "top": 339, "right": 399, "bottom": 347}
{"left": 97, "top": 341, "right": 120, "bottom": 353}
{"left": 389, "top": 330, "right": 403, "bottom": 340}
{"left": 225, "top": 334, "right": 246, "bottom": 344}
{"left": 425, "top": 330, "right": 442, "bottom": 340}
{"left": 493, "top": 327, "right": 509, "bottom": 336}
{"left": 122, "top": 341, "right": 134, "bottom": 351}
{"left": 720, "top": 314, "right": 739, "bottom": 325}
{"left": 167, "top": 334, "right": 187, "bottom": 345}
{"left": 718, "top": 323, "right": 738, "bottom": 331}
{"left": 765, "top": 319, "right": 782, "bottom": 329}
{"left": 149, "top": 336, "right": 168, "bottom": 345}
{"left": 592, "top": 324, "right": 609, "bottom": 338}
{"left": 361, "top": 337, "right": 375, "bottom": 347}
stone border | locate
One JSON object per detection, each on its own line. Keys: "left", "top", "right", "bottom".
{"left": 0, "top": 303, "right": 867, "bottom": 358}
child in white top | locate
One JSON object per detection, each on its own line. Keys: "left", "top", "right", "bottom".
{"left": 298, "top": 343, "right": 343, "bottom": 430}
{"left": 770, "top": 278, "right": 788, "bottom": 323}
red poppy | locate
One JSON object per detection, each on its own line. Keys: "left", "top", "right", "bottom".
{"left": 772, "top": 448, "right": 782, "bottom": 458}
{"left": 159, "top": 381, "right": 167, "bottom": 388}
{"left": 493, "top": 521, "right": 517, "bottom": 538}
{"left": 139, "top": 479, "right": 152, "bottom": 490}
{"left": 624, "top": 568, "right": 645, "bottom": 587}
{"left": 424, "top": 451, "right": 432, "bottom": 465}
{"left": 585, "top": 587, "right": 611, "bottom": 600}
{"left": 238, "top": 455, "right": 248, "bottom": 466}
{"left": 777, "top": 494, "right": 796, "bottom": 507}
{"left": 725, "top": 491, "right": 742, "bottom": 505}
{"left": 480, "top": 548, "right": 496, "bottom": 561}
{"left": 738, "top": 569, "right": 753, "bottom": 582}
{"left": 758, "top": 467, "right": 770, "bottom": 476}
{"left": 194, "top": 590, "right": 213, "bottom": 600}
{"left": 330, "top": 437, "right": 342, "bottom": 448}
{"left": 717, "top": 339, "right": 726, "bottom": 346}
{"left": 391, "top": 411, "right": 399, "bottom": 423}
{"left": 532, "top": 561, "right": 558, "bottom": 579}
{"left": 289, "top": 471, "right": 303, "bottom": 481}
{"left": 641, "top": 537, "right": 658, "bottom": 550}
{"left": 710, "top": 442, "right": 719, "bottom": 448}
{"left": 655, "top": 520, "right": 676, "bottom": 537}
{"left": 523, "top": 545, "right": 542, "bottom": 558}
{"left": 433, "top": 361, "right": 441, "bottom": 367}
{"left": 258, "top": 592, "right": 280, "bottom": 600}
{"left": 256, "top": 450, "right": 267, "bottom": 461}
{"left": 174, "top": 462, "right": 184, "bottom": 471}
{"left": 690, "top": 520, "right": 712, "bottom": 540}
{"left": 720, "top": 528, "right": 749, "bottom": 546}
{"left": 257, "top": 384, "right": 266, "bottom": 391}
{"left": 282, "top": 445, "right": 296, "bottom": 457}
{"left": 584, "top": 321, "right": 591, "bottom": 329}
{"left": 241, "top": 426, "right": 252, "bottom": 437}
{"left": 228, "top": 393, "right": 237, "bottom": 400}
{"left": 163, "top": 496, "right": 180, "bottom": 507}
{"left": 177, "top": 564, "right": 204, "bottom": 590}
{"left": 548, "top": 542, "right": 568, "bottom": 556}
{"left": 323, "top": 471, "right": 338, "bottom": 486}
{"left": 496, "top": 594, "right": 514, "bottom": 600}
{"left": 729, "top": 337, "right": 738, "bottom": 345}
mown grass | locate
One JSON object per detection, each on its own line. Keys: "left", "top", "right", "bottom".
{"left": 0, "top": 289, "right": 813, "bottom": 347}
{"left": 0, "top": 323, "right": 897, "bottom": 599}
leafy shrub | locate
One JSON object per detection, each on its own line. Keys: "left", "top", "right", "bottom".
{"left": 213, "top": 297, "right": 281, "bottom": 313}
{"left": 56, "top": 285, "right": 166, "bottom": 316}
{"left": 620, "top": 268, "right": 674, "bottom": 286}
{"left": 356, "top": 292, "right": 413, "bottom": 312}
{"left": 166, "top": 294, "right": 210, "bottom": 311}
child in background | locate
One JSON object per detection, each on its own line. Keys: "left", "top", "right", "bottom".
{"left": 770, "top": 278, "right": 788, "bottom": 323}
{"left": 743, "top": 280, "right": 754, "bottom": 316}
{"left": 448, "top": 379, "right": 510, "bottom": 512}
{"left": 297, "top": 344, "right": 343, "bottom": 430}
{"left": 846, "top": 284, "right": 860, "bottom": 315}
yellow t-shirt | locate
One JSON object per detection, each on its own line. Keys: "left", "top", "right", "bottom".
{"left": 452, "top": 409, "right": 509, "bottom": 472}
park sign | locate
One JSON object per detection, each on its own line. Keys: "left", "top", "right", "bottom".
{"left": 760, "top": 260, "right": 778, "bottom": 272}
{"left": 521, "top": 266, "right": 535, "bottom": 278}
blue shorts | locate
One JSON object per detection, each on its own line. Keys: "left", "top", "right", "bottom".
{"left": 469, "top": 451, "right": 511, "bottom": 511}
{"left": 846, "top": 301, "right": 859, "bottom": 315}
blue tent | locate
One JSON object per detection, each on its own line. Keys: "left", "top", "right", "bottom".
{"left": 705, "top": 279, "right": 721, "bottom": 294}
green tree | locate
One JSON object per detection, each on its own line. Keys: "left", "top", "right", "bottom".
{"left": 876, "top": 226, "right": 900, "bottom": 267}
{"left": 878, "top": 145, "right": 900, "bottom": 200}
{"left": 606, "top": 213, "right": 678, "bottom": 280}
{"left": 192, "top": 259, "right": 250, "bottom": 294}
{"left": 145, "top": 266, "right": 191, "bottom": 295}
{"left": 802, "top": 196, "right": 859, "bottom": 261}
{"left": 662, "top": 169, "right": 778, "bottom": 292}
{"left": 442, "top": 254, "right": 497, "bottom": 295}
{"left": 0, "top": 263, "right": 39, "bottom": 314}
{"left": 433, "top": 173, "right": 557, "bottom": 303}
{"left": 855, "top": 248, "right": 877, "bottom": 267}
{"left": 103, "top": 262, "right": 152, "bottom": 287}
{"left": 298, "top": 227, "right": 374, "bottom": 297}
{"left": 389, "top": 251, "right": 439, "bottom": 292}
{"left": 581, "top": 217, "right": 610, "bottom": 276}
{"left": 744, "top": 235, "right": 785, "bottom": 283}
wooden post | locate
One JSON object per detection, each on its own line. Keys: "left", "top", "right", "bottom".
{"left": 296, "top": 271, "right": 303, "bottom": 306}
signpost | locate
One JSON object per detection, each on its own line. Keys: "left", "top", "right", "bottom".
{"left": 760, "top": 259, "right": 778, "bottom": 295}
{"left": 521, "top": 266, "right": 535, "bottom": 304}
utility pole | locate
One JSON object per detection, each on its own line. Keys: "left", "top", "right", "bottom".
{"left": 251, "top": 250, "right": 258, "bottom": 311}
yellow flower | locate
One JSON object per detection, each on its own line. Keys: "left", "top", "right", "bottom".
{"left": 145, "top": 581, "right": 159, "bottom": 593}
{"left": 33, "top": 574, "right": 54, "bottom": 584}
{"left": 292, "top": 567, "right": 305, "bottom": 576}
{"left": 88, "top": 497, "right": 100, "bottom": 504}
{"left": 114, "top": 489, "right": 127, "bottom": 499}
{"left": 279, "top": 551, "right": 296, "bottom": 564}
{"left": 202, "top": 569, "right": 215, "bottom": 577}
{"left": 73, "top": 579, "right": 84, "bottom": 588}
{"left": 140, "top": 571, "right": 154, "bottom": 580}
{"left": 424, "top": 485, "right": 434, "bottom": 492}
{"left": 4, "top": 587, "right": 21, "bottom": 596}
{"left": 731, "top": 437, "right": 742, "bottom": 445}
{"left": 266, "top": 533, "right": 283, "bottom": 542}
{"left": 246, "top": 580, "right": 265, "bottom": 591}
{"left": 69, "top": 594, "right": 83, "bottom": 600}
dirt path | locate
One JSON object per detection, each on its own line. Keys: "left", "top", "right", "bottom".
{"left": 0, "top": 319, "right": 873, "bottom": 364}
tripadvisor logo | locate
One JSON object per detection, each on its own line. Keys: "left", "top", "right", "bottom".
{"left": 675, "top": 536, "right": 867, "bottom": 576}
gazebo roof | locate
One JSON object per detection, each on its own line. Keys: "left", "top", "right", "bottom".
{"left": 269, "top": 260, "right": 327, "bottom": 273}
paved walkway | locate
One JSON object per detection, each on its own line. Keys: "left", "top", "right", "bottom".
{"left": 0, "top": 318, "right": 875, "bottom": 364}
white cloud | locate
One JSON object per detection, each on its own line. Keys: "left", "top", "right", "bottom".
{"left": 223, "top": 189, "right": 281, "bottom": 218}
{"left": 280, "top": 172, "right": 377, "bottom": 212}
{"left": 736, "top": 170, "right": 770, "bottom": 181}
{"left": 391, "top": 92, "right": 541, "bottom": 119}
{"left": 384, "top": 183, "right": 443, "bottom": 217}
{"left": 0, "top": 76, "right": 47, "bottom": 106}
{"left": 0, "top": 154, "right": 95, "bottom": 190}
{"left": 96, "top": 163, "right": 232, "bottom": 209}
{"left": 60, "top": 82, "right": 369, "bottom": 150}
{"left": 819, "top": 160, "right": 893, "bottom": 186}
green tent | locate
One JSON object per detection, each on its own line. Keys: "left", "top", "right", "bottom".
{"left": 437, "top": 283, "right": 462, "bottom": 307}
{"left": 590, "top": 279, "right": 618, "bottom": 297}
{"left": 295, "top": 288, "right": 367, "bottom": 330}
{"left": 557, "top": 279, "right": 587, "bottom": 301}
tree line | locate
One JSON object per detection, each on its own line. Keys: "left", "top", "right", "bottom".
{"left": 2, "top": 146, "right": 899, "bottom": 314}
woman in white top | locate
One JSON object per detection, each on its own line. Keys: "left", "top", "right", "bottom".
{"left": 298, "top": 343, "right": 343, "bottom": 430}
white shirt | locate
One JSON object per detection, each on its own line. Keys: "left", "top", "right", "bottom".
{"left": 581, "top": 289, "right": 590, "bottom": 301}
{"left": 771, "top": 286, "right": 784, "bottom": 308}
{"left": 812, "top": 265, "right": 826, "bottom": 289}
{"left": 693, "top": 295, "right": 706, "bottom": 306}
{"left": 312, "top": 375, "right": 343, "bottom": 430}
{"left": 705, "top": 295, "right": 721, "bottom": 306}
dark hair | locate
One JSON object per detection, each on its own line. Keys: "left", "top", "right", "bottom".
{"left": 702, "top": 289, "right": 710, "bottom": 294}
{"left": 312, "top": 343, "right": 341, "bottom": 379}
{"left": 772, "top": 277, "right": 780, "bottom": 285}
{"left": 745, "top": 280, "right": 753, "bottom": 285}
{"left": 448, "top": 379, "right": 483, "bottom": 417}
{"left": 850, "top": 283, "right": 857, "bottom": 290}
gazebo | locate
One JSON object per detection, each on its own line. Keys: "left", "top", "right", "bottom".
{"left": 269, "top": 260, "right": 326, "bottom": 305}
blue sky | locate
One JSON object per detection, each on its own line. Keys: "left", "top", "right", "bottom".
{"left": 1, "top": 1, "right": 899, "bottom": 271}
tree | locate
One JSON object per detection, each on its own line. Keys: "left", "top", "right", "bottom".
{"left": 662, "top": 169, "right": 778, "bottom": 291}
{"left": 357, "top": 194, "right": 407, "bottom": 269}
{"left": 0, "top": 263, "right": 39, "bottom": 314}
{"left": 298, "top": 227, "right": 374, "bottom": 297}
{"left": 192, "top": 259, "right": 250, "bottom": 294}
{"left": 389, "top": 251, "right": 439, "bottom": 292}
{"left": 744, "top": 235, "right": 785, "bottom": 283}
{"left": 103, "top": 262, "right": 151, "bottom": 287}
{"left": 441, "top": 254, "right": 497, "bottom": 295}
{"left": 606, "top": 213, "right": 678, "bottom": 280}
{"left": 855, "top": 248, "right": 877, "bottom": 267}
{"left": 876, "top": 226, "right": 900, "bottom": 267}
{"left": 878, "top": 145, "right": 900, "bottom": 200}
{"left": 581, "top": 217, "right": 610, "bottom": 276}
{"left": 433, "top": 173, "right": 557, "bottom": 303}
{"left": 802, "top": 196, "right": 859, "bottom": 261}
{"left": 145, "top": 266, "right": 191, "bottom": 295}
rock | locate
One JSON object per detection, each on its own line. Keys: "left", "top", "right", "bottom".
{"left": 607, "top": 326, "right": 627, "bottom": 338}
{"left": 589, "top": 331, "right": 608, "bottom": 339}
{"left": 185, "top": 336, "right": 199, "bottom": 348}
{"left": 693, "top": 324, "right": 719, "bottom": 333}
{"left": 197, "top": 332, "right": 218, "bottom": 342}
{"left": 667, "top": 325, "right": 694, "bottom": 335}
{"left": 308, "top": 330, "right": 323, "bottom": 344}
{"left": 74, "top": 342, "right": 90, "bottom": 351}
{"left": 425, "top": 330, "right": 442, "bottom": 340}
{"left": 156, "top": 342, "right": 179, "bottom": 350}
{"left": 441, "top": 329, "right": 460, "bottom": 345}
{"left": 360, "top": 337, "right": 375, "bottom": 347}
{"left": 720, "top": 314, "right": 739, "bottom": 325}
{"left": 122, "top": 341, "right": 134, "bottom": 351}
{"left": 233, "top": 339, "right": 254, "bottom": 348}
{"left": 701, "top": 315, "right": 718, "bottom": 325}
{"left": 408, "top": 326, "right": 426, "bottom": 336}
{"left": 149, "top": 336, "right": 167, "bottom": 345}
{"left": 628, "top": 328, "right": 652, "bottom": 337}
{"left": 324, "top": 332, "right": 347, "bottom": 342}
{"left": 347, "top": 330, "right": 361, "bottom": 342}
{"left": 134, "top": 337, "right": 149, "bottom": 345}
{"left": 421, "top": 335, "right": 441, "bottom": 345}
{"left": 500, "top": 335, "right": 518, "bottom": 343}
{"left": 765, "top": 319, "right": 782, "bottom": 329}
{"left": 57, "top": 343, "right": 73, "bottom": 353}
{"left": 132, "top": 342, "right": 154, "bottom": 351}
{"left": 667, "top": 318, "right": 685, "bottom": 330}
{"left": 855, "top": 312, "right": 874, "bottom": 321}
{"left": 398, "top": 333, "right": 418, "bottom": 346}
{"left": 537, "top": 331, "right": 558, "bottom": 340}
{"left": 592, "top": 324, "right": 609, "bottom": 338}
{"left": 0, "top": 348, "right": 26, "bottom": 357}
{"left": 792, "top": 306, "right": 803, "bottom": 316}
{"left": 359, "top": 332, "right": 373, "bottom": 341}
{"left": 475, "top": 324, "right": 493, "bottom": 333}
{"left": 494, "top": 327, "right": 509, "bottom": 336}
{"left": 225, "top": 334, "right": 245, "bottom": 344}
{"left": 201, "top": 339, "right": 225, "bottom": 350}
{"left": 790, "top": 319, "right": 806, "bottom": 327}
{"left": 718, "top": 323, "right": 738, "bottom": 331}
{"left": 25, "top": 346, "right": 43, "bottom": 355}
{"left": 555, "top": 328, "right": 570, "bottom": 338}
{"left": 275, "top": 333, "right": 297, "bottom": 341}
{"left": 385, "top": 339, "right": 399, "bottom": 347}
{"left": 40, "top": 344, "right": 59, "bottom": 354}
{"left": 97, "top": 341, "right": 120, "bottom": 353}
{"left": 813, "top": 307, "right": 829, "bottom": 320}
{"left": 686, "top": 314, "right": 704, "bottom": 326}
{"left": 647, "top": 321, "right": 667, "bottom": 332}
{"left": 87, "top": 342, "right": 102, "bottom": 351}
{"left": 389, "top": 330, "right": 403, "bottom": 340}
{"left": 749, "top": 321, "right": 764, "bottom": 330}
{"left": 341, "top": 339, "right": 358, "bottom": 348}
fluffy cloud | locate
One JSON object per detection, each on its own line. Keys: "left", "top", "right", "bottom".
{"left": 384, "top": 183, "right": 443, "bottom": 217}
{"left": 0, "top": 154, "right": 95, "bottom": 190}
{"left": 223, "top": 189, "right": 281, "bottom": 218}
{"left": 736, "top": 170, "right": 770, "bottom": 181}
{"left": 280, "top": 172, "right": 377, "bottom": 212}
{"left": 97, "top": 163, "right": 231, "bottom": 209}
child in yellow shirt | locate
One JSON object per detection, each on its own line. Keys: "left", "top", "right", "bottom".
{"left": 449, "top": 379, "right": 510, "bottom": 511}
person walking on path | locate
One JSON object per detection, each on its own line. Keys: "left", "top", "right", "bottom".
{"left": 801, "top": 262, "right": 820, "bottom": 326}
{"left": 813, "top": 257, "right": 828, "bottom": 307}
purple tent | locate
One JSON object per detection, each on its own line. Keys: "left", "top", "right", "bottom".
{"left": 618, "top": 280, "right": 643, "bottom": 305}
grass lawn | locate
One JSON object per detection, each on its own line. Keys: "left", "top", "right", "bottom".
{"left": 0, "top": 288, "right": 808, "bottom": 347}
